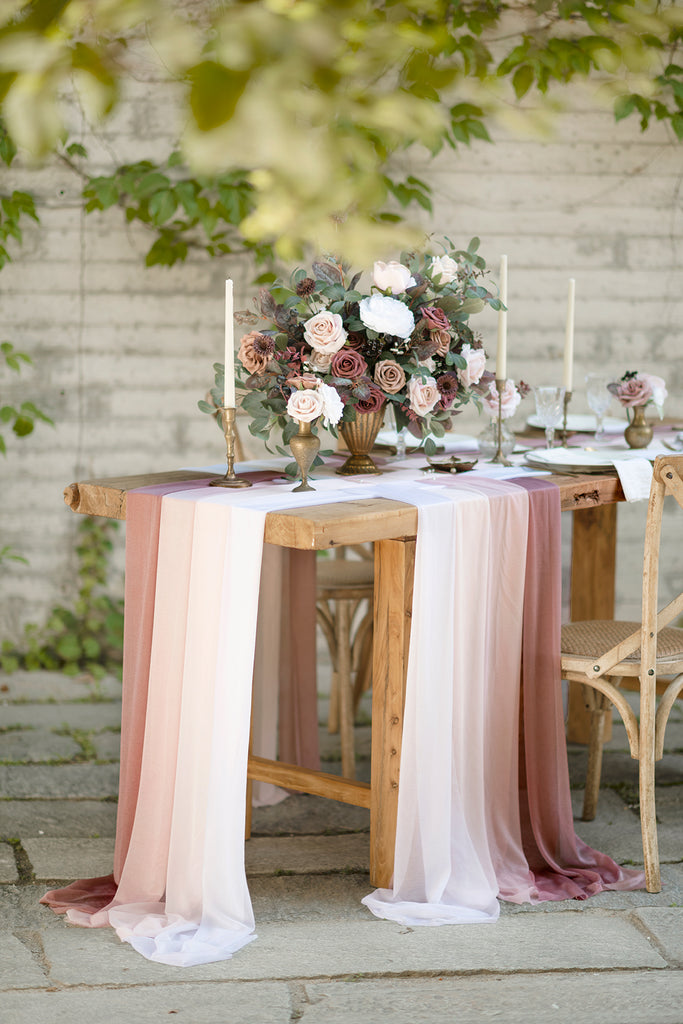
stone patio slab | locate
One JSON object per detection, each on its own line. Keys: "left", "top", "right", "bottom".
{"left": 40, "top": 912, "right": 666, "bottom": 986}
{"left": 301, "top": 972, "right": 683, "bottom": 1024}
{"left": 245, "top": 834, "right": 369, "bottom": 875}
{"left": 0, "top": 934, "right": 50, "bottom": 989}
{"left": 0, "top": 763, "right": 119, "bottom": 799}
{"left": 633, "top": 908, "right": 683, "bottom": 966}
{"left": 23, "top": 837, "right": 115, "bottom": 880}
{"left": 2, "top": 799, "right": 117, "bottom": 838}
{"left": 0, "top": 842, "right": 18, "bottom": 883}
{"left": 0, "top": 982, "right": 291, "bottom": 1023}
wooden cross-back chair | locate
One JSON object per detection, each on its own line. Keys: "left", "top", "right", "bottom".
{"left": 560, "top": 454, "right": 683, "bottom": 893}
{"left": 316, "top": 545, "right": 374, "bottom": 780}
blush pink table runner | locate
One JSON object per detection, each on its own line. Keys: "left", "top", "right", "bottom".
{"left": 42, "top": 473, "right": 643, "bottom": 964}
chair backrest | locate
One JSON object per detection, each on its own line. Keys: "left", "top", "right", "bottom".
{"left": 586, "top": 454, "right": 683, "bottom": 679}
{"left": 640, "top": 455, "right": 683, "bottom": 668}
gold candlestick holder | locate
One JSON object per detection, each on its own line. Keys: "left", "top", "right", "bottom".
{"left": 560, "top": 390, "right": 572, "bottom": 448}
{"left": 210, "top": 407, "right": 252, "bottom": 488}
{"left": 488, "top": 377, "right": 512, "bottom": 466}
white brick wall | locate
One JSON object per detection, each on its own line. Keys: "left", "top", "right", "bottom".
{"left": 1, "top": 81, "right": 681, "bottom": 639}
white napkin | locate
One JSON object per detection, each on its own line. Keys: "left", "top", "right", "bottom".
{"left": 612, "top": 457, "right": 653, "bottom": 501}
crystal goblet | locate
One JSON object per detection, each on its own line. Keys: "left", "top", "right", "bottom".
{"left": 533, "top": 385, "right": 566, "bottom": 449}
{"left": 585, "top": 373, "right": 612, "bottom": 441}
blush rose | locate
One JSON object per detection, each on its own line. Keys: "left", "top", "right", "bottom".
{"left": 408, "top": 376, "right": 440, "bottom": 417}
{"left": 303, "top": 311, "right": 347, "bottom": 354}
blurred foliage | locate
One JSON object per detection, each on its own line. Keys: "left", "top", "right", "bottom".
{"left": 1, "top": 341, "right": 54, "bottom": 456}
{"left": 1, "top": 517, "right": 124, "bottom": 679}
{"left": 0, "top": 1, "right": 680, "bottom": 262}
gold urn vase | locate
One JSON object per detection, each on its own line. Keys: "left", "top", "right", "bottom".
{"left": 289, "top": 419, "right": 320, "bottom": 491}
{"left": 624, "top": 405, "right": 653, "bottom": 449}
{"left": 337, "top": 409, "right": 385, "bottom": 475}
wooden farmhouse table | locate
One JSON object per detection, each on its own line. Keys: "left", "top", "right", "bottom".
{"left": 63, "top": 466, "right": 625, "bottom": 887}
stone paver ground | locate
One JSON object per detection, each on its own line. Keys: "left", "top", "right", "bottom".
{"left": 1, "top": 669, "right": 681, "bottom": 1023}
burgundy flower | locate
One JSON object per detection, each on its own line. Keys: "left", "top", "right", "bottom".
{"left": 331, "top": 348, "right": 368, "bottom": 379}
{"left": 354, "top": 379, "right": 386, "bottom": 414}
{"left": 346, "top": 330, "right": 366, "bottom": 350}
{"left": 436, "top": 371, "right": 460, "bottom": 409}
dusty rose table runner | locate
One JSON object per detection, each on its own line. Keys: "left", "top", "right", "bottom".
{"left": 43, "top": 472, "right": 643, "bottom": 964}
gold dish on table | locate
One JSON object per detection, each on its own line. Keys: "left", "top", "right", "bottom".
{"left": 424, "top": 456, "right": 478, "bottom": 474}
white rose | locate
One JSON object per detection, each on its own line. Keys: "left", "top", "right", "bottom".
{"left": 373, "top": 260, "right": 416, "bottom": 295}
{"left": 640, "top": 373, "right": 667, "bottom": 416}
{"left": 457, "top": 344, "right": 486, "bottom": 388}
{"left": 359, "top": 294, "right": 415, "bottom": 340}
{"left": 287, "top": 388, "right": 324, "bottom": 423}
{"left": 318, "top": 383, "right": 345, "bottom": 427}
{"left": 430, "top": 254, "right": 459, "bottom": 284}
{"left": 408, "top": 375, "right": 440, "bottom": 417}
{"left": 303, "top": 311, "right": 347, "bottom": 354}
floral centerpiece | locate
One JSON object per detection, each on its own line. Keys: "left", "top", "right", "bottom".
{"left": 608, "top": 370, "right": 667, "bottom": 449}
{"left": 608, "top": 370, "right": 667, "bottom": 418}
{"left": 219, "top": 239, "right": 501, "bottom": 469}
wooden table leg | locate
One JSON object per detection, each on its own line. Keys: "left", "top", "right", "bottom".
{"left": 370, "top": 537, "right": 415, "bottom": 888}
{"left": 567, "top": 504, "right": 617, "bottom": 743}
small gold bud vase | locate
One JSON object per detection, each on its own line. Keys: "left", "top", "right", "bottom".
{"left": 290, "top": 419, "right": 320, "bottom": 491}
{"left": 624, "top": 405, "right": 653, "bottom": 449}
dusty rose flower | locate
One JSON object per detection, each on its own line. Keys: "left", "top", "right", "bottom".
{"left": 457, "top": 343, "right": 487, "bottom": 388}
{"left": 303, "top": 311, "right": 347, "bottom": 354}
{"left": 483, "top": 379, "right": 521, "bottom": 420}
{"left": 408, "top": 376, "right": 440, "bottom": 417}
{"left": 331, "top": 349, "right": 368, "bottom": 379}
{"left": 354, "top": 380, "right": 386, "bottom": 414}
{"left": 238, "top": 331, "right": 273, "bottom": 374}
{"left": 374, "top": 359, "right": 406, "bottom": 395}
{"left": 287, "top": 388, "right": 324, "bottom": 423}
{"left": 611, "top": 376, "right": 653, "bottom": 408}
{"left": 306, "top": 349, "right": 333, "bottom": 372}
{"left": 421, "top": 306, "right": 450, "bottom": 332}
{"left": 373, "top": 260, "right": 416, "bottom": 294}
{"left": 287, "top": 372, "right": 319, "bottom": 389}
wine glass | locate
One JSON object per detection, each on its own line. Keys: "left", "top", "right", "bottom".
{"left": 585, "top": 373, "right": 612, "bottom": 441}
{"left": 533, "top": 385, "right": 566, "bottom": 449}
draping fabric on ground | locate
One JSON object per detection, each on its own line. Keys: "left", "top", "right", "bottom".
{"left": 42, "top": 474, "right": 643, "bottom": 965}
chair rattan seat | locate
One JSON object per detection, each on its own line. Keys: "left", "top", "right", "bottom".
{"left": 561, "top": 619, "right": 683, "bottom": 663}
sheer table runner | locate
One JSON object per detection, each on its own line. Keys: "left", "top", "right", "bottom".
{"left": 43, "top": 474, "right": 643, "bottom": 964}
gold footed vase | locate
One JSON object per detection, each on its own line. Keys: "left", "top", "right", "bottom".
{"left": 337, "top": 409, "right": 385, "bottom": 475}
{"left": 290, "top": 419, "right": 320, "bottom": 491}
{"left": 624, "top": 405, "right": 653, "bottom": 449}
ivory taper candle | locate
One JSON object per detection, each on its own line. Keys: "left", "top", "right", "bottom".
{"left": 224, "top": 279, "right": 235, "bottom": 408}
{"left": 496, "top": 255, "right": 508, "bottom": 381}
{"left": 563, "top": 278, "right": 575, "bottom": 392}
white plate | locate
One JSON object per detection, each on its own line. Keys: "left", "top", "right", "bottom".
{"left": 526, "top": 414, "right": 624, "bottom": 434}
{"left": 375, "top": 429, "right": 479, "bottom": 453}
{"left": 524, "top": 447, "right": 656, "bottom": 474}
